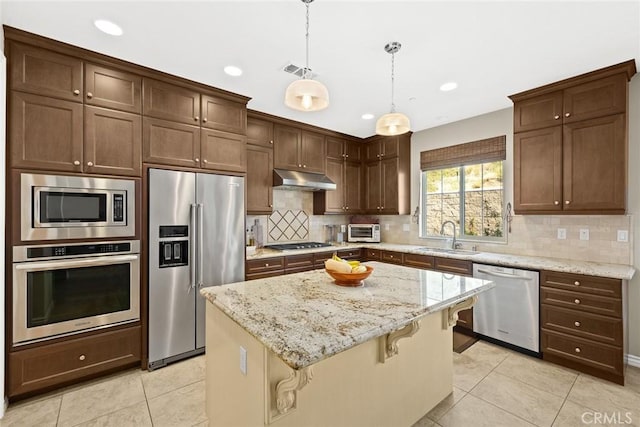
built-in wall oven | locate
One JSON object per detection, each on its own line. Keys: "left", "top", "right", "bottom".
{"left": 12, "top": 240, "right": 140, "bottom": 345}
{"left": 20, "top": 173, "right": 135, "bottom": 241}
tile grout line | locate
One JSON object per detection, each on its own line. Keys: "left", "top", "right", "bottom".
{"left": 55, "top": 393, "right": 64, "bottom": 427}
{"left": 549, "top": 373, "right": 580, "bottom": 427}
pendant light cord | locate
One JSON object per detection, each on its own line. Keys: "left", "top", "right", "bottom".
{"left": 305, "top": 2, "right": 310, "bottom": 80}
{"left": 390, "top": 52, "right": 396, "bottom": 113}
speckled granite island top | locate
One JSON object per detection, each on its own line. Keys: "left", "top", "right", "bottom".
{"left": 200, "top": 261, "right": 493, "bottom": 370}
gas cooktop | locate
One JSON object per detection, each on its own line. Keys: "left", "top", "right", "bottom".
{"left": 265, "top": 242, "right": 333, "bottom": 251}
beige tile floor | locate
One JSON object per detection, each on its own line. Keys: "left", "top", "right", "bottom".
{"left": 1, "top": 341, "right": 639, "bottom": 427}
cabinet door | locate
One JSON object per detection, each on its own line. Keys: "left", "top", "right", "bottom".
{"left": 514, "top": 126, "right": 563, "bottom": 213}
{"left": 563, "top": 114, "right": 626, "bottom": 213}
{"left": 143, "top": 117, "right": 201, "bottom": 168}
{"left": 247, "top": 117, "right": 274, "bottom": 147}
{"left": 563, "top": 75, "right": 627, "bottom": 124}
{"left": 345, "top": 140, "right": 362, "bottom": 162}
{"left": 246, "top": 144, "right": 273, "bottom": 214}
{"left": 201, "top": 95, "right": 247, "bottom": 135}
{"left": 456, "top": 309, "right": 474, "bottom": 331}
{"left": 300, "top": 131, "right": 326, "bottom": 173}
{"left": 364, "top": 161, "right": 381, "bottom": 212}
{"left": 365, "top": 139, "right": 382, "bottom": 162}
{"left": 513, "top": 91, "right": 563, "bottom": 132}
{"left": 381, "top": 135, "right": 399, "bottom": 158}
{"left": 201, "top": 129, "right": 247, "bottom": 173}
{"left": 273, "top": 125, "right": 301, "bottom": 169}
{"left": 85, "top": 63, "right": 142, "bottom": 114}
{"left": 344, "top": 160, "right": 363, "bottom": 213}
{"left": 323, "top": 158, "right": 345, "bottom": 213}
{"left": 10, "top": 92, "right": 83, "bottom": 172}
{"left": 380, "top": 157, "right": 399, "bottom": 214}
{"left": 326, "top": 137, "right": 345, "bottom": 160}
{"left": 84, "top": 106, "right": 142, "bottom": 176}
{"left": 10, "top": 42, "right": 83, "bottom": 102}
{"left": 143, "top": 78, "right": 200, "bottom": 125}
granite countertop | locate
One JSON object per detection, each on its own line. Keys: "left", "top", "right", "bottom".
{"left": 247, "top": 243, "right": 635, "bottom": 280}
{"left": 200, "top": 261, "right": 493, "bottom": 370}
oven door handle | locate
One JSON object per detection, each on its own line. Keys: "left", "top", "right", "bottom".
{"left": 14, "top": 254, "right": 139, "bottom": 271}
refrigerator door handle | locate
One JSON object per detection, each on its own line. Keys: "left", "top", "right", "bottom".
{"left": 198, "top": 203, "right": 204, "bottom": 288}
{"left": 189, "top": 203, "right": 197, "bottom": 292}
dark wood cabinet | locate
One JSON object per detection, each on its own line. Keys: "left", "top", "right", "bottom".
{"left": 314, "top": 137, "right": 362, "bottom": 214}
{"left": 433, "top": 257, "right": 473, "bottom": 276}
{"left": 246, "top": 257, "right": 285, "bottom": 280}
{"left": 201, "top": 95, "right": 247, "bottom": 135}
{"left": 510, "top": 61, "right": 635, "bottom": 214}
{"left": 364, "top": 161, "right": 382, "bottom": 212}
{"left": 85, "top": 63, "right": 142, "bottom": 114}
{"left": 364, "top": 135, "right": 401, "bottom": 162}
{"left": 143, "top": 117, "right": 201, "bottom": 168}
{"left": 143, "top": 78, "right": 200, "bottom": 125}
{"left": 273, "top": 124, "right": 326, "bottom": 173}
{"left": 365, "top": 248, "right": 382, "bottom": 261}
{"left": 84, "top": 106, "right": 142, "bottom": 176}
{"left": 201, "top": 129, "right": 246, "bottom": 173}
{"left": 247, "top": 116, "right": 274, "bottom": 147}
{"left": 10, "top": 91, "right": 83, "bottom": 172}
{"left": 284, "top": 253, "right": 315, "bottom": 274}
{"left": 246, "top": 144, "right": 273, "bottom": 214}
{"left": 381, "top": 250, "right": 403, "bottom": 264}
{"left": 540, "top": 270, "right": 624, "bottom": 384}
{"left": 10, "top": 42, "right": 83, "bottom": 102}
{"left": 403, "top": 253, "right": 435, "bottom": 269}
{"left": 336, "top": 249, "right": 361, "bottom": 260}
{"left": 8, "top": 326, "right": 141, "bottom": 398}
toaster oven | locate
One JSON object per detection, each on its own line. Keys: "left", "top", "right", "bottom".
{"left": 347, "top": 224, "right": 380, "bottom": 243}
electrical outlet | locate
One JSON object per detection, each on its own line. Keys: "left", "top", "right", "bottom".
{"left": 579, "top": 229, "right": 590, "bottom": 241}
{"left": 617, "top": 230, "right": 629, "bottom": 242}
{"left": 240, "top": 346, "right": 247, "bottom": 375}
{"left": 402, "top": 224, "right": 410, "bottom": 232}
{"left": 557, "top": 228, "right": 567, "bottom": 240}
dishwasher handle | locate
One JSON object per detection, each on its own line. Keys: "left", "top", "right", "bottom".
{"left": 475, "top": 268, "right": 534, "bottom": 281}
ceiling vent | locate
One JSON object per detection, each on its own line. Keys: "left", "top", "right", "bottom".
{"left": 283, "top": 63, "right": 317, "bottom": 79}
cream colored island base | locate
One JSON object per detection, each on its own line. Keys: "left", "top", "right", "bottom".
{"left": 205, "top": 304, "right": 455, "bottom": 427}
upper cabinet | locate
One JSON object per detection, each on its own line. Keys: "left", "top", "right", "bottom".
{"left": 143, "top": 78, "right": 200, "bottom": 125}
{"left": 510, "top": 61, "right": 636, "bottom": 214}
{"left": 85, "top": 64, "right": 142, "bottom": 114}
{"left": 247, "top": 117, "right": 274, "bottom": 148}
{"left": 273, "top": 124, "right": 325, "bottom": 174}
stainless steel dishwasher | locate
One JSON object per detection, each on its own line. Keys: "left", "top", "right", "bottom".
{"left": 472, "top": 264, "right": 540, "bottom": 354}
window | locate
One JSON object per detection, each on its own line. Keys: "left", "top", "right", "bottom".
{"left": 419, "top": 135, "right": 506, "bottom": 242}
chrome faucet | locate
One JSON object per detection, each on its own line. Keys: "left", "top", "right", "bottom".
{"left": 440, "top": 221, "right": 458, "bottom": 250}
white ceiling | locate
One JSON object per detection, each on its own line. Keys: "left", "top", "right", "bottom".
{"left": 2, "top": 1, "right": 639, "bottom": 138}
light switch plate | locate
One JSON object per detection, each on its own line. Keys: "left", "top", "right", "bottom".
{"left": 579, "top": 229, "right": 590, "bottom": 241}
{"left": 617, "top": 230, "right": 629, "bottom": 242}
{"left": 240, "top": 346, "right": 247, "bottom": 375}
{"left": 557, "top": 228, "right": 567, "bottom": 240}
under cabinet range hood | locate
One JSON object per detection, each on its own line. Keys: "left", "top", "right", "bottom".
{"left": 273, "top": 168, "right": 336, "bottom": 191}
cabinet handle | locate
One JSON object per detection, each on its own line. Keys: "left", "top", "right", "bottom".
{"left": 195, "top": 158, "right": 200, "bottom": 162}
{"left": 565, "top": 112, "right": 571, "bottom": 118}
{"left": 203, "top": 159, "right": 208, "bottom": 164}
{"left": 565, "top": 200, "right": 571, "bottom": 205}
{"left": 574, "top": 281, "right": 580, "bottom": 286}
{"left": 574, "top": 321, "right": 581, "bottom": 327}
{"left": 87, "top": 92, "right": 93, "bottom": 99}
{"left": 554, "top": 115, "right": 560, "bottom": 120}
{"left": 73, "top": 89, "right": 80, "bottom": 95}
{"left": 87, "top": 161, "right": 94, "bottom": 167}
{"left": 574, "top": 299, "right": 581, "bottom": 304}
{"left": 79, "top": 354, "right": 86, "bottom": 361}
{"left": 73, "top": 160, "right": 80, "bottom": 166}
{"left": 574, "top": 347, "right": 581, "bottom": 353}
{"left": 194, "top": 116, "right": 199, "bottom": 121}
{"left": 554, "top": 201, "right": 559, "bottom": 205}
{"left": 203, "top": 118, "right": 208, "bottom": 123}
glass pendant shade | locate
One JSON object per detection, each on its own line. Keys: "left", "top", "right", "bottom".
{"left": 376, "top": 112, "right": 411, "bottom": 136}
{"left": 284, "top": 78, "right": 329, "bottom": 112}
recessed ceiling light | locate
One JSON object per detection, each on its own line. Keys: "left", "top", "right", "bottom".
{"left": 361, "top": 113, "right": 374, "bottom": 120}
{"left": 440, "top": 82, "right": 458, "bottom": 92}
{"left": 94, "top": 19, "right": 123, "bottom": 36}
{"left": 224, "top": 65, "right": 243, "bottom": 77}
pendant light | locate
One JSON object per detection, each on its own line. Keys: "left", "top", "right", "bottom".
{"left": 284, "top": 0, "right": 329, "bottom": 112}
{"left": 376, "top": 42, "right": 410, "bottom": 136}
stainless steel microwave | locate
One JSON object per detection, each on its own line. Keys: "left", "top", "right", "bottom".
{"left": 347, "top": 224, "right": 381, "bottom": 243}
{"left": 21, "top": 173, "right": 135, "bottom": 241}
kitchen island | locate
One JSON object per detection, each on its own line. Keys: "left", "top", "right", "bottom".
{"left": 200, "top": 261, "right": 493, "bottom": 427}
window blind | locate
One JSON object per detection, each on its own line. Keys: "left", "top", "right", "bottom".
{"left": 420, "top": 135, "right": 506, "bottom": 171}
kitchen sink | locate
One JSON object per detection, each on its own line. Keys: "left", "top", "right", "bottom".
{"left": 417, "top": 247, "right": 480, "bottom": 255}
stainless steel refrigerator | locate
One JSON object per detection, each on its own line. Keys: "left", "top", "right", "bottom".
{"left": 148, "top": 168, "right": 245, "bottom": 369}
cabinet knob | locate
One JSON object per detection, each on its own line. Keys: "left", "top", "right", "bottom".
{"left": 73, "top": 160, "right": 80, "bottom": 166}
{"left": 87, "top": 161, "right": 94, "bottom": 167}
{"left": 269, "top": 204, "right": 273, "bottom": 208}
{"left": 376, "top": 154, "right": 380, "bottom": 158}
{"left": 298, "top": 164, "right": 302, "bottom": 167}
{"left": 574, "top": 299, "right": 581, "bottom": 304}
{"left": 270, "top": 140, "right": 273, "bottom": 144}
{"left": 574, "top": 347, "right": 581, "bottom": 353}
{"left": 574, "top": 281, "right": 580, "bottom": 286}
{"left": 73, "top": 89, "right": 80, "bottom": 95}
{"left": 345, "top": 207, "right": 349, "bottom": 210}
{"left": 203, "top": 159, "right": 208, "bottom": 164}
{"left": 554, "top": 115, "right": 560, "bottom": 120}
{"left": 79, "top": 354, "right": 86, "bottom": 361}
{"left": 194, "top": 116, "right": 199, "bottom": 121}
{"left": 381, "top": 206, "right": 384, "bottom": 209}
{"left": 377, "top": 207, "right": 380, "bottom": 210}
{"left": 265, "top": 263, "right": 270, "bottom": 267}
{"left": 87, "top": 92, "right": 93, "bottom": 99}
{"left": 565, "top": 200, "right": 571, "bottom": 205}
{"left": 303, "top": 165, "right": 307, "bottom": 168}
{"left": 390, "top": 255, "right": 394, "bottom": 258}
{"left": 203, "top": 118, "right": 208, "bottom": 123}
{"left": 345, "top": 154, "right": 349, "bottom": 158}
{"left": 554, "top": 201, "right": 559, "bottom": 205}
{"left": 574, "top": 321, "right": 581, "bottom": 327}
{"left": 195, "top": 158, "right": 200, "bottom": 162}
{"left": 565, "top": 112, "right": 571, "bottom": 118}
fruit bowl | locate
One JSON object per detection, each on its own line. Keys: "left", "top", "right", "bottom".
{"left": 325, "top": 265, "right": 374, "bottom": 287}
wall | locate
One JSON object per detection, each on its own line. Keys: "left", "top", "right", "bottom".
{"left": 0, "top": 0, "right": 7, "bottom": 415}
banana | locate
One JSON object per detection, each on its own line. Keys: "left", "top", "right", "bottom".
{"left": 351, "top": 265, "right": 367, "bottom": 274}
{"left": 347, "top": 260, "right": 360, "bottom": 267}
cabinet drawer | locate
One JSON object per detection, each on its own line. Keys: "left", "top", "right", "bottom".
{"left": 541, "top": 271, "right": 621, "bottom": 298}
{"left": 542, "top": 329, "right": 623, "bottom": 376}
{"left": 285, "top": 254, "right": 314, "bottom": 272}
{"left": 9, "top": 326, "right": 141, "bottom": 398}
{"left": 541, "top": 287, "right": 621, "bottom": 318}
{"left": 541, "top": 304, "right": 622, "bottom": 346}
{"left": 246, "top": 271, "right": 284, "bottom": 281}
{"left": 313, "top": 252, "right": 333, "bottom": 268}
{"left": 365, "top": 249, "right": 382, "bottom": 261}
{"left": 403, "top": 253, "right": 435, "bottom": 269}
{"left": 381, "top": 250, "right": 403, "bottom": 264}
{"left": 434, "top": 257, "right": 472, "bottom": 276}
{"left": 337, "top": 249, "right": 361, "bottom": 260}
{"left": 246, "top": 257, "right": 285, "bottom": 274}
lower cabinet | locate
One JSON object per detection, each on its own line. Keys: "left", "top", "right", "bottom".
{"left": 245, "top": 257, "right": 285, "bottom": 280}
{"left": 381, "top": 250, "right": 403, "bottom": 264}
{"left": 9, "top": 326, "right": 141, "bottom": 398}
{"left": 284, "top": 253, "right": 315, "bottom": 274}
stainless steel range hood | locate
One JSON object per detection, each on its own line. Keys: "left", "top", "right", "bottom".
{"left": 273, "top": 168, "right": 336, "bottom": 191}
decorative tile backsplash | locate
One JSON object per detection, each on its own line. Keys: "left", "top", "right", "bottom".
{"left": 268, "top": 210, "right": 309, "bottom": 242}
